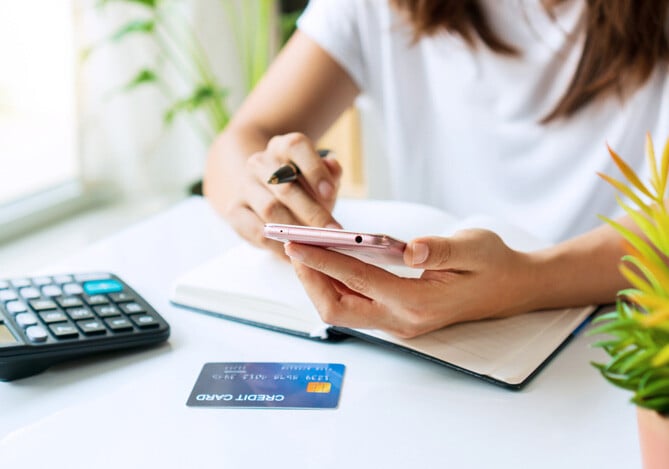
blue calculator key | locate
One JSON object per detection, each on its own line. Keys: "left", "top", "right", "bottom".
{"left": 83, "top": 279, "right": 123, "bottom": 295}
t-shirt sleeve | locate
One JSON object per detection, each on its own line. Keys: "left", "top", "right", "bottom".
{"left": 297, "top": 0, "right": 366, "bottom": 91}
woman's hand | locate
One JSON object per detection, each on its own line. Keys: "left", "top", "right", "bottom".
{"left": 206, "top": 131, "right": 343, "bottom": 258}
{"left": 284, "top": 229, "right": 537, "bottom": 338}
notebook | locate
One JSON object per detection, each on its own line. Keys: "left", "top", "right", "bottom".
{"left": 170, "top": 198, "right": 596, "bottom": 389}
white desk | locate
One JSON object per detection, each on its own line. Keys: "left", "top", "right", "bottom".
{"left": 0, "top": 197, "right": 640, "bottom": 469}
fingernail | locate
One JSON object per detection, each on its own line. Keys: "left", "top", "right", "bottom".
{"left": 326, "top": 222, "right": 342, "bottom": 229}
{"left": 411, "top": 242, "right": 429, "bottom": 265}
{"left": 284, "top": 242, "right": 304, "bottom": 262}
{"left": 318, "top": 180, "right": 334, "bottom": 199}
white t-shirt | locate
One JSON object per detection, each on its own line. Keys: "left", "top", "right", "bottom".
{"left": 298, "top": 0, "right": 669, "bottom": 243}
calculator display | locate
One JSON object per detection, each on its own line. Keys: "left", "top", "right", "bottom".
{"left": 0, "top": 325, "right": 18, "bottom": 346}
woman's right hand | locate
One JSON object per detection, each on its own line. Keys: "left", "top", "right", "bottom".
{"left": 206, "top": 131, "right": 343, "bottom": 258}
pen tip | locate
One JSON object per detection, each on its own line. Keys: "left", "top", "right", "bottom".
{"left": 267, "top": 176, "right": 279, "bottom": 184}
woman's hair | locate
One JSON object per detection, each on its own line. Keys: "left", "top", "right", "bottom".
{"left": 390, "top": 0, "right": 669, "bottom": 122}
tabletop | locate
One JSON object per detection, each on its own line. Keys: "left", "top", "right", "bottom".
{"left": 0, "top": 196, "right": 640, "bottom": 469}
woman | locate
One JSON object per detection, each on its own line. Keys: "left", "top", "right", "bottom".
{"left": 204, "top": 0, "right": 669, "bottom": 338}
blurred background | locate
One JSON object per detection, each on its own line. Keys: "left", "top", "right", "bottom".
{"left": 0, "top": 0, "right": 365, "bottom": 276}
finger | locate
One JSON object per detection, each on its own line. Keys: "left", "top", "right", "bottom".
{"left": 285, "top": 242, "right": 400, "bottom": 301}
{"left": 290, "top": 258, "right": 394, "bottom": 330}
{"left": 269, "top": 175, "right": 342, "bottom": 228}
{"left": 404, "top": 230, "right": 497, "bottom": 270}
{"left": 227, "top": 205, "right": 288, "bottom": 259}
{"left": 267, "top": 133, "right": 337, "bottom": 202}
{"left": 245, "top": 182, "right": 300, "bottom": 225}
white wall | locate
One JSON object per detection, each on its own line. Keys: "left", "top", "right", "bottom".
{"left": 76, "top": 0, "right": 252, "bottom": 201}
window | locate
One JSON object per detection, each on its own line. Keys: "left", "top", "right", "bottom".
{"left": 0, "top": 2, "right": 84, "bottom": 241}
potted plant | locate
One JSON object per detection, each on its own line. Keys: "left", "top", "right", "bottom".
{"left": 593, "top": 134, "right": 669, "bottom": 468}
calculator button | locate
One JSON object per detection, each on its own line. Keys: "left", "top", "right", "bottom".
{"left": 26, "top": 325, "right": 48, "bottom": 343}
{"left": 57, "top": 296, "right": 83, "bottom": 308}
{"left": 109, "top": 292, "right": 134, "bottom": 303}
{"left": 32, "top": 276, "right": 53, "bottom": 286}
{"left": 83, "top": 279, "right": 122, "bottom": 295}
{"left": 0, "top": 290, "right": 18, "bottom": 302}
{"left": 82, "top": 294, "right": 109, "bottom": 306}
{"left": 120, "top": 302, "right": 145, "bottom": 315}
{"left": 77, "top": 320, "right": 107, "bottom": 336}
{"left": 42, "top": 285, "right": 63, "bottom": 297}
{"left": 94, "top": 305, "right": 121, "bottom": 317}
{"left": 49, "top": 323, "right": 79, "bottom": 339}
{"left": 16, "top": 312, "right": 39, "bottom": 327}
{"left": 66, "top": 307, "right": 94, "bottom": 321}
{"left": 10, "top": 279, "right": 31, "bottom": 288}
{"left": 130, "top": 314, "right": 159, "bottom": 329}
{"left": 19, "top": 287, "right": 41, "bottom": 299}
{"left": 62, "top": 283, "right": 83, "bottom": 295}
{"left": 105, "top": 317, "right": 133, "bottom": 332}
{"left": 29, "top": 299, "right": 58, "bottom": 311}
{"left": 53, "top": 275, "right": 74, "bottom": 284}
{"left": 0, "top": 280, "right": 9, "bottom": 289}
{"left": 40, "top": 310, "right": 68, "bottom": 324}
{"left": 5, "top": 300, "right": 27, "bottom": 315}
{"left": 75, "top": 273, "right": 111, "bottom": 282}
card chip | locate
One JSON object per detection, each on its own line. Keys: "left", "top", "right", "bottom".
{"left": 306, "top": 382, "right": 331, "bottom": 393}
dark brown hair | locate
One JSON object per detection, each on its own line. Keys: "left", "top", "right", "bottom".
{"left": 391, "top": 0, "right": 669, "bottom": 122}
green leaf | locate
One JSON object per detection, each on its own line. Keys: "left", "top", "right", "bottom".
{"left": 618, "top": 348, "right": 657, "bottom": 374}
{"left": 633, "top": 395, "right": 669, "bottom": 413}
{"left": 111, "top": 19, "right": 155, "bottom": 42}
{"left": 123, "top": 69, "right": 158, "bottom": 90}
{"left": 98, "top": 0, "right": 158, "bottom": 9}
{"left": 637, "top": 376, "right": 669, "bottom": 398}
{"left": 590, "top": 317, "right": 640, "bottom": 336}
{"left": 163, "top": 84, "right": 228, "bottom": 125}
{"left": 653, "top": 343, "right": 669, "bottom": 366}
{"left": 646, "top": 133, "right": 663, "bottom": 201}
{"left": 661, "top": 137, "right": 669, "bottom": 198}
{"left": 603, "top": 216, "right": 666, "bottom": 269}
{"left": 597, "top": 174, "right": 652, "bottom": 217}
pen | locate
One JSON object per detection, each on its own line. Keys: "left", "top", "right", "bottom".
{"left": 267, "top": 149, "right": 331, "bottom": 184}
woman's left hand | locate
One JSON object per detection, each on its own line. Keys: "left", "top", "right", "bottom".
{"left": 284, "top": 229, "right": 537, "bottom": 338}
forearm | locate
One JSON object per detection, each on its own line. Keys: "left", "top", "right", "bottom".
{"left": 523, "top": 219, "right": 632, "bottom": 311}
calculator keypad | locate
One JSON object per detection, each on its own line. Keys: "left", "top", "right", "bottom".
{"left": 0, "top": 273, "right": 164, "bottom": 345}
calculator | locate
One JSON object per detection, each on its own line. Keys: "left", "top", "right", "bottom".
{"left": 0, "top": 272, "right": 170, "bottom": 381}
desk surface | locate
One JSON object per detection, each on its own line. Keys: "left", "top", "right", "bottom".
{"left": 0, "top": 197, "right": 640, "bottom": 469}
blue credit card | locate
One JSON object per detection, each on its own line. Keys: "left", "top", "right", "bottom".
{"left": 186, "top": 362, "right": 346, "bottom": 409}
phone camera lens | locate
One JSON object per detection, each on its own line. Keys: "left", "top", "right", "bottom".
{"left": 355, "top": 235, "right": 363, "bottom": 244}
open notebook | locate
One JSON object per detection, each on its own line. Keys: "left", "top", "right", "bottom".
{"left": 171, "top": 199, "right": 596, "bottom": 389}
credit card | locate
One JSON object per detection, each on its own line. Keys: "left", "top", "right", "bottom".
{"left": 186, "top": 362, "right": 345, "bottom": 409}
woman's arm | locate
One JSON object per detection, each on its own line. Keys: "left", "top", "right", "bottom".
{"left": 204, "top": 31, "right": 359, "bottom": 257}
{"left": 283, "top": 216, "right": 631, "bottom": 338}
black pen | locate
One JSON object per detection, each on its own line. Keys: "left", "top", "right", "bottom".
{"left": 267, "top": 149, "right": 331, "bottom": 184}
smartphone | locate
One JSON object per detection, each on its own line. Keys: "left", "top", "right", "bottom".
{"left": 263, "top": 223, "right": 407, "bottom": 265}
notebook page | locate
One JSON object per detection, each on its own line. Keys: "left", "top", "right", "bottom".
{"left": 357, "top": 305, "right": 594, "bottom": 385}
{"left": 172, "top": 244, "right": 330, "bottom": 337}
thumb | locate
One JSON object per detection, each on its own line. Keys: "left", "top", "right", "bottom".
{"left": 404, "top": 230, "right": 493, "bottom": 270}
{"left": 404, "top": 236, "right": 453, "bottom": 269}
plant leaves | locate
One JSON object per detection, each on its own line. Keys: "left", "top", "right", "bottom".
{"left": 123, "top": 69, "right": 158, "bottom": 90}
{"left": 111, "top": 19, "right": 155, "bottom": 42}
{"left": 597, "top": 174, "right": 652, "bottom": 216}
{"left": 163, "top": 84, "right": 228, "bottom": 125}
{"left": 653, "top": 343, "right": 669, "bottom": 367}
{"left": 98, "top": 0, "right": 158, "bottom": 9}
{"left": 607, "top": 144, "right": 654, "bottom": 199}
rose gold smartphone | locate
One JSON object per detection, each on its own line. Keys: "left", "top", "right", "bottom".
{"left": 263, "top": 223, "right": 407, "bottom": 265}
